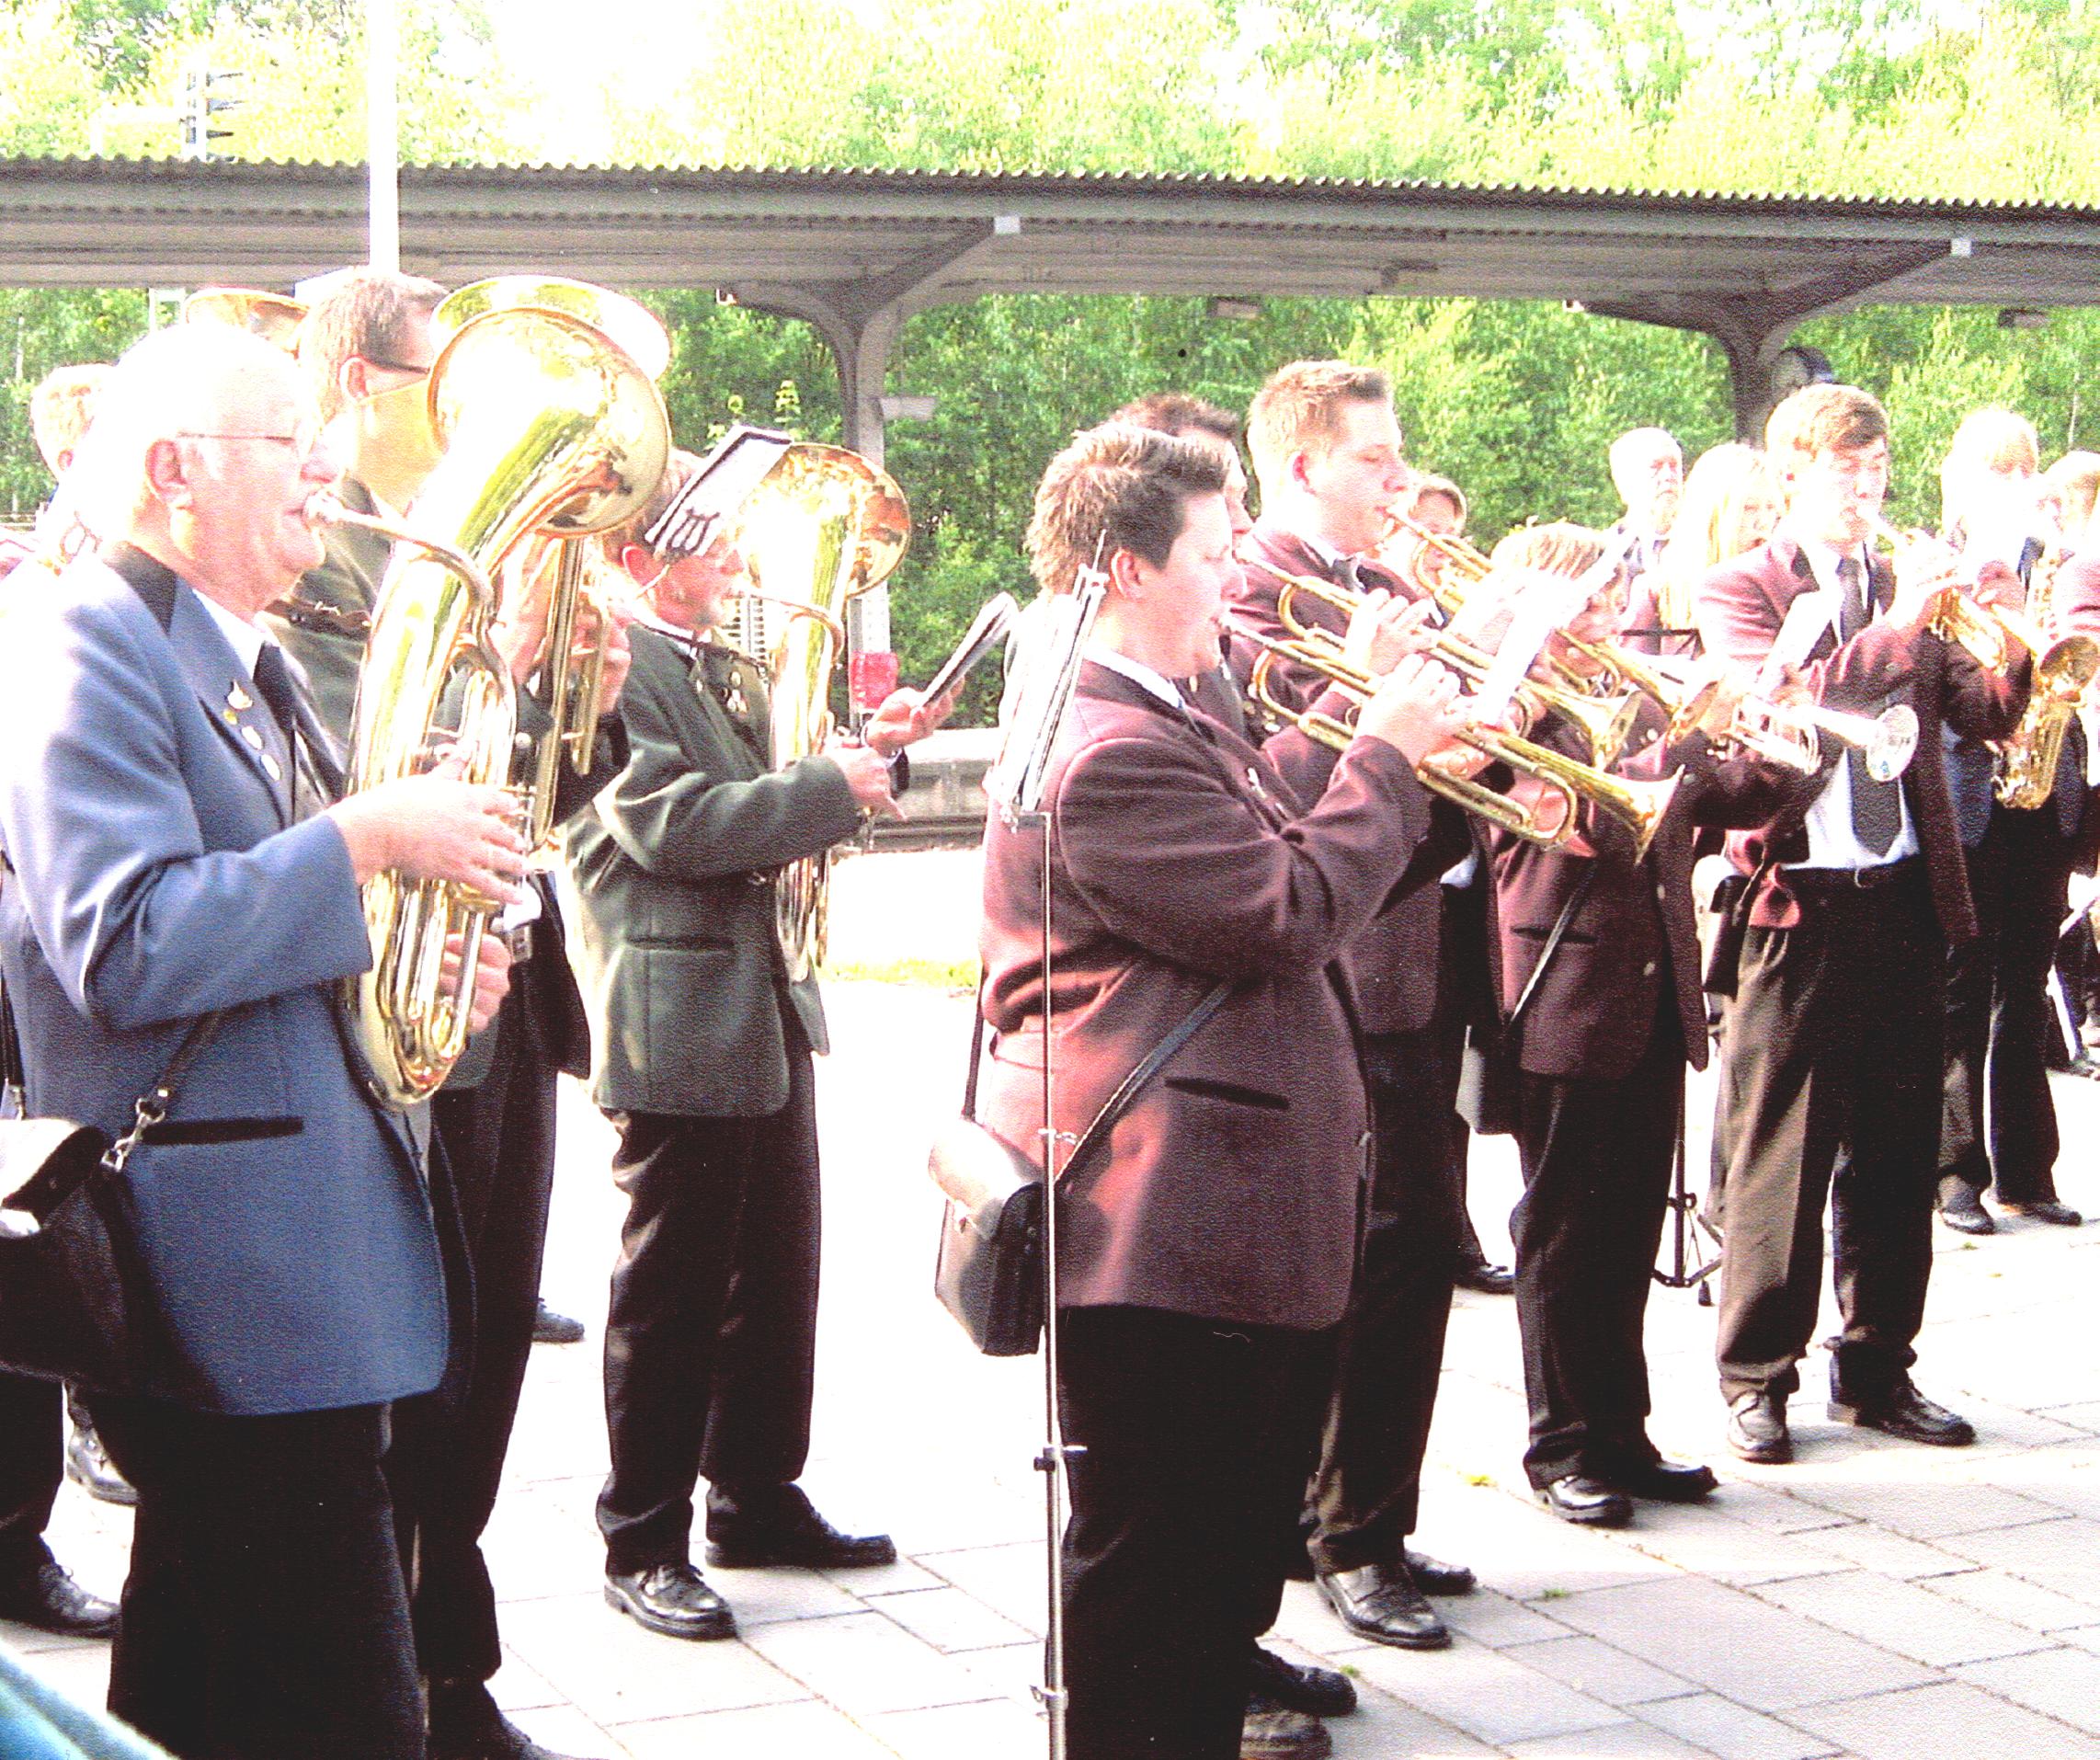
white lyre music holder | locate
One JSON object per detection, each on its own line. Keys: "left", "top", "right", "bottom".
{"left": 981, "top": 541, "right": 1109, "bottom": 1760}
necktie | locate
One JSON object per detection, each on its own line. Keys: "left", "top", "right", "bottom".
{"left": 249, "top": 644, "right": 317, "bottom": 817}
{"left": 1836, "top": 557, "right": 1902, "bottom": 855}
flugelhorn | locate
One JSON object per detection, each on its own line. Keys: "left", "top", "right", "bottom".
{"left": 1229, "top": 618, "right": 1679, "bottom": 858}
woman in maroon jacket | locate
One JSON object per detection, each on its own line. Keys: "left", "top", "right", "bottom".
{"left": 977, "top": 424, "right": 1467, "bottom": 1760}
{"left": 1480, "top": 525, "right": 1815, "bottom": 1527}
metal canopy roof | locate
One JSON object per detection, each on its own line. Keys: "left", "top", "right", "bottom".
{"left": 5, "top": 154, "right": 2097, "bottom": 441}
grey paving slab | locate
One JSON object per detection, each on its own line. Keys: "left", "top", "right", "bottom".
{"left": 696, "top": 1559, "right": 869, "bottom": 1626}
{"left": 1610, "top": 1500, "right": 1856, "bottom": 1587}
{"left": 873, "top": 1583, "right": 1035, "bottom": 1653}
{"left": 499, "top": 1591, "right": 813, "bottom": 1727}
{"left": 1752, "top": 1568, "right": 2050, "bottom": 1667}
{"left": 1776, "top": 1477, "right": 2063, "bottom": 1539}
{"left": 611, "top": 1697, "right": 897, "bottom": 1758}
{"left": 1546, "top": 1575, "right": 1935, "bottom": 1711}
{"left": 1506, "top": 1722, "right": 1719, "bottom": 1758}
{"left": 1937, "top": 1515, "right": 2100, "bottom": 1600}
{"left": 1955, "top": 1644, "right": 2100, "bottom": 1735}
{"left": 1788, "top": 1520, "right": 1969, "bottom": 1580}
{"left": 1501, "top": 1635, "right": 1696, "bottom": 1706}
{"left": 865, "top": 1697, "right": 1047, "bottom": 1758}
{"left": 1923, "top": 1566, "right": 2100, "bottom": 1633}
{"left": 502, "top": 1704, "right": 626, "bottom": 1758}
{"left": 739, "top": 1609, "right": 999, "bottom": 1719}
{"left": 2047, "top": 1402, "right": 2100, "bottom": 1433}
{"left": 1439, "top": 1588, "right": 1584, "bottom": 1649}
{"left": 1790, "top": 1681, "right": 2100, "bottom": 1760}
{"left": 489, "top": 1645, "right": 565, "bottom": 1713}
{"left": 1634, "top": 1695, "right": 1838, "bottom": 1760}
{"left": 1343, "top": 1632, "right": 1626, "bottom": 1747}
{"left": 914, "top": 1542, "right": 1048, "bottom": 1638}
{"left": 1322, "top": 1686, "right": 1502, "bottom": 1758}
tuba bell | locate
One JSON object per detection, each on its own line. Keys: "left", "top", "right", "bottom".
{"left": 732, "top": 444, "right": 911, "bottom": 984}
{"left": 341, "top": 278, "right": 670, "bottom": 1106}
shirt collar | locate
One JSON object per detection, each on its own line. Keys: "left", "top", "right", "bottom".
{"left": 195, "top": 590, "right": 269, "bottom": 676}
{"left": 1084, "top": 643, "right": 1184, "bottom": 711}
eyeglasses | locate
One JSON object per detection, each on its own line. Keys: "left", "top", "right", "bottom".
{"left": 360, "top": 357, "right": 433, "bottom": 380}
{"left": 177, "top": 429, "right": 324, "bottom": 456}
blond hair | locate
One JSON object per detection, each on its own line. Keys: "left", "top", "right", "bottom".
{"left": 1246, "top": 360, "right": 1391, "bottom": 493}
{"left": 2043, "top": 450, "right": 2100, "bottom": 543}
{"left": 1651, "top": 444, "right": 1779, "bottom": 628}
{"left": 29, "top": 364, "right": 110, "bottom": 475}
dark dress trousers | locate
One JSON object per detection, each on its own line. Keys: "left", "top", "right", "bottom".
{"left": 1486, "top": 709, "right": 1805, "bottom": 1486}
{"left": 563, "top": 623, "right": 863, "bottom": 1574}
{"left": 268, "top": 497, "right": 623, "bottom": 1689}
{"left": 978, "top": 660, "right": 1444, "bottom": 1760}
{"left": 1227, "top": 521, "right": 1474, "bottom": 1575}
{"left": 2, "top": 547, "right": 447, "bottom": 1758}
{"left": 1695, "top": 537, "right": 2026, "bottom": 1404}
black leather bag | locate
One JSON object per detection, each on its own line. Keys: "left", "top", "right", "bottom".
{"left": 0, "top": 989, "right": 216, "bottom": 1394}
{"left": 1456, "top": 867, "right": 1595, "bottom": 1137}
{"left": 930, "top": 978, "right": 1234, "bottom": 1357}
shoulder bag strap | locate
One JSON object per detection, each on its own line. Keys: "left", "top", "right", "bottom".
{"left": 101, "top": 1011, "right": 228, "bottom": 1175}
{"left": 1507, "top": 864, "right": 1598, "bottom": 1032}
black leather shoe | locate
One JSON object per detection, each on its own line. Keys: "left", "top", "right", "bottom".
{"left": 0, "top": 1558, "right": 118, "bottom": 1638}
{"left": 1241, "top": 1694, "right": 1332, "bottom": 1760}
{"left": 430, "top": 1718, "right": 581, "bottom": 1760}
{"left": 65, "top": 1418, "right": 137, "bottom": 1508}
{"left": 1537, "top": 1475, "right": 1631, "bottom": 1526}
{"left": 1938, "top": 1184, "right": 1995, "bottom": 1235}
{"left": 2001, "top": 1199, "right": 2083, "bottom": 1227}
{"left": 428, "top": 1684, "right": 586, "bottom": 1760}
{"left": 1402, "top": 1548, "right": 1476, "bottom": 1595}
{"left": 1607, "top": 1456, "right": 1718, "bottom": 1503}
{"left": 1725, "top": 1389, "right": 1792, "bottom": 1464}
{"left": 704, "top": 1483, "right": 896, "bottom": 1570}
{"left": 531, "top": 1300, "right": 585, "bottom": 1344}
{"left": 1828, "top": 1382, "right": 1976, "bottom": 1447}
{"left": 603, "top": 1562, "right": 736, "bottom": 1640}
{"left": 1317, "top": 1562, "right": 1450, "bottom": 1650}
{"left": 1455, "top": 1259, "right": 1515, "bottom": 1296}
{"left": 1248, "top": 1645, "right": 1355, "bottom": 1718}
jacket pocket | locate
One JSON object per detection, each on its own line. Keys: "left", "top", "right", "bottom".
{"left": 1164, "top": 1076, "right": 1290, "bottom": 1113}
{"left": 138, "top": 1117, "right": 304, "bottom": 1147}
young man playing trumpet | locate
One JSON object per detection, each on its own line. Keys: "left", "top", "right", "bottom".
{"left": 1227, "top": 360, "right": 1481, "bottom": 1652}
{"left": 1695, "top": 383, "right": 2027, "bottom": 1466}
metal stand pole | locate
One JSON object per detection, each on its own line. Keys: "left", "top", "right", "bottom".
{"left": 1652, "top": 1080, "right": 1721, "bottom": 1303}
{"left": 1023, "top": 806, "right": 1079, "bottom": 1759}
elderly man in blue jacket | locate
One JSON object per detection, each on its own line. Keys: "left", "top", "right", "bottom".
{"left": 0, "top": 322, "right": 519, "bottom": 1760}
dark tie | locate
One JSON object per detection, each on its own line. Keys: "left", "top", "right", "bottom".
{"left": 249, "top": 643, "right": 321, "bottom": 817}
{"left": 1836, "top": 557, "right": 1902, "bottom": 855}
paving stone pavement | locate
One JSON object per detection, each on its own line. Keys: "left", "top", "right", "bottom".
{"left": 10, "top": 846, "right": 2100, "bottom": 1757}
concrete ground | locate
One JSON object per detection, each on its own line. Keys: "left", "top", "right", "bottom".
{"left": 12, "top": 845, "right": 2100, "bottom": 1758}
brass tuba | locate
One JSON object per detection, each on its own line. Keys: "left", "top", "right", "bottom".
{"left": 342, "top": 278, "right": 669, "bottom": 1106}
{"left": 733, "top": 444, "right": 910, "bottom": 982}
{"left": 1993, "top": 544, "right": 2100, "bottom": 808}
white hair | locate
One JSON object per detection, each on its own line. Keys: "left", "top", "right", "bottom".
{"left": 66, "top": 323, "right": 295, "bottom": 545}
{"left": 1608, "top": 426, "right": 1682, "bottom": 489}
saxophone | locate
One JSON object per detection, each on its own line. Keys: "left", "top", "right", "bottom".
{"left": 1992, "top": 544, "right": 2100, "bottom": 810}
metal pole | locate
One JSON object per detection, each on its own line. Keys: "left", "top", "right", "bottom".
{"left": 366, "top": 0, "right": 400, "bottom": 270}
{"left": 1034, "top": 807, "right": 1070, "bottom": 1760}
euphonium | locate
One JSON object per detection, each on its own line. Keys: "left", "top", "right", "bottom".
{"left": 183, "top": 286, "right": 309, "bottom": 351}
{"left": 733, "top": 443, "right": 911, "bottom": 983}
{"left": 342, "top": 279, "right": 670, "bottom": 1106}
{"left": 1229, "top": 618, "right": 1678, "bottom": 859}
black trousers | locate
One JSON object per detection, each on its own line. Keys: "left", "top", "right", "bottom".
{"left": 1512, "top": 1004, "right": 1683, "bottom": 1487}
{"left": 1060, "top": 1306, "right": 1332, "bottom": 1760}
{"left": 1306, "top": 1024, "right": 1461, "bottom": 1573}
{"left": 0, "top": 1368, "right": 61, "bottom": 1579}
{"left": 387, "top": 978, "right": 558, "bottom": 1686}
{"left": 1712, "top": 864, "right": 1944, "bottom": 1403}
{"left": 596, "top": 1044, "right": 821, "bottom": 1575}
{"left": 86, "top": 1395, "right": 421, "bottom": 1760}
{"left": 1941, "top": 805, "right": 2071, "bottom": 1204}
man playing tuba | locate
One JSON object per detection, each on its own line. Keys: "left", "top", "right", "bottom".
{"left": 565, "top": 448, "right": 948, "bottom": 1643}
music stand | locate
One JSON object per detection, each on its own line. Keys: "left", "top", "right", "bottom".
{"left": 983, "top": 554, "right": 1109, "bottom": 1760}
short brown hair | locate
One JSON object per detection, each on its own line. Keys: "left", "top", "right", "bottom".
{"left": 1402, "top": 473, "right": 1467, "bottom": 529}
{"left": 297, "top": 269, "right": 447, "bottom": 420}
{"left": 2044, "top": 449, "right": 2100, "bottom": 538}
{"left": 1026, "top": 423, "right": 1227, "bottom": 597}
{"left": 29, "top": 363, "right": 110, "bottom": 474}
{"left": 1246, "top": 360, "right": 1391, "bottom": 488}
{"left": 1110, "top": 392, "right": 1241, "bottom": 447}
{"left": 1944, "top": 406, "right": 2038, "bottom": 478}
{"left": 1764, "top": 383, "right": 1888, "bottom": 460}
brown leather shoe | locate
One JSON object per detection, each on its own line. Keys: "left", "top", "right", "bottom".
{"left": 1725, "top": 1389, "right": 1792, "bottom": 1465}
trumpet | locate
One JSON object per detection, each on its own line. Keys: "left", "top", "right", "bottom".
{"left": 1268, "top": 571, "right": 1641, "bottom": 767}
{"left": 1729, "top": 692, "right": 1919, "bottom": 782}
{"left": 1381, "top": 510, "right": 1489, "bottom": 611}
{"left": 1863, "top": 512, "right": 2043, "bottom": 675}
{"left": 1229, "top": 618, "right": 1678, "bottom": 859}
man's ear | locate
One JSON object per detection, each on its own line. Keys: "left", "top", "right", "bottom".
{"left": 143, "top": 436, "right": 188, "bottom": 504}
{"left": 339, "top": 357, "right": 370, "bottom": 406}
{"left": 618, "top": 542, "right": 656, "bottom": 585}
{"left": 1105, "top": 545, "right": 1147, "bottom": 600}
{"left": 1289, "top": 448, "right": 1316, "bottom": 494}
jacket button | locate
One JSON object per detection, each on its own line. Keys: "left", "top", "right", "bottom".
{"left": 1655, "top": 884, "right": 1667, "bottom": 902}
{"left": 1642, "top": 960, "right": 1658, "bottom": 977}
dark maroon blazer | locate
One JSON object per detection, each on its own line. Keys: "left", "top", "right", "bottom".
{"left": 1693, "top": 535, "right": 2027, "bottom": 941}
{"left": 976, "top": 662, "right": 1440, "bottom": 1331}
{"left": 1483, "top": 706, "right": 1810, "bottom": 1081}
{"left": 2047, "top": 550, "right": 2100, "bottom": 873}
{"left": 1226, "top": 521, "right": 1467, "bottom": 1035}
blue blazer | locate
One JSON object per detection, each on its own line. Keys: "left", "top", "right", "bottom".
{"left": 0, "top": 552, "right": 447, "bottom": 1416}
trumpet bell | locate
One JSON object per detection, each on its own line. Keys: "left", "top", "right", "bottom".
{"left": 1862, "top": 703, "right": 1919, "bottom": 783}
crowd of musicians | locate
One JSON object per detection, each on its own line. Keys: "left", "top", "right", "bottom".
{"left": 0, "top": 268, "right": 2094, "bottom": 1760}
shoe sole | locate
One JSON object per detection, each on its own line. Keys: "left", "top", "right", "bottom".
{"left": 1316, "top": 1580, "right": 1452, "bottom": 1650}
{"left": 1825, "top": 1402, "right": 1976, "bottom": 1446}
{"left": 1241, "top": 1725, "right": 1333, "bottom": 1760}
{"left": 602, "top": 1581, "right": 737, "bottom": 1640}
{"left": 1535, "top": 1491, "right": 1631, "bottom": 1528}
